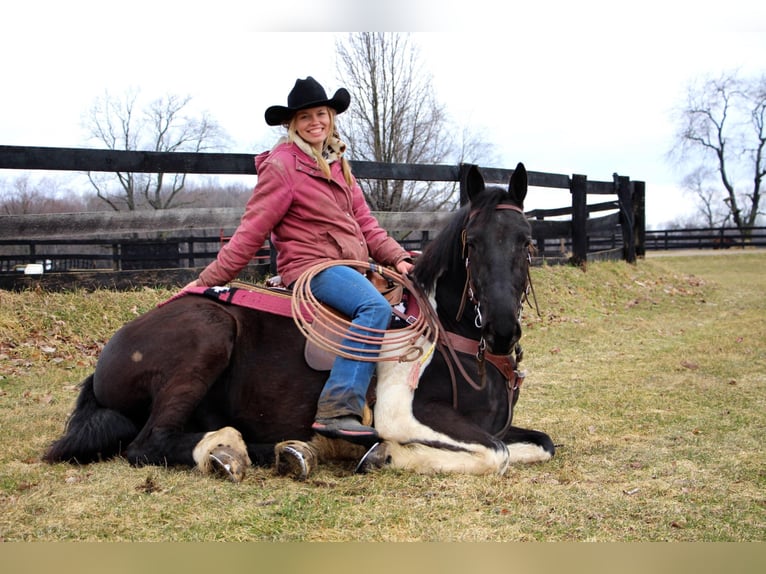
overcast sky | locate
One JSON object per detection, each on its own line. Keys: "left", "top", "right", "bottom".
{"left": 1, "top": 0, "right": 764, "bottom": 227}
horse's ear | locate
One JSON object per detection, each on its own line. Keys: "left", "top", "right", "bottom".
{"left": 508, "top": 162, "right": 528, "bottom": 206}
{"left": 461, "top": 163, "right": 486, "bottom": 204}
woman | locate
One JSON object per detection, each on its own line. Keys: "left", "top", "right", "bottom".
{"left": 184, "top": 77, "right": 413, "bottom": 445}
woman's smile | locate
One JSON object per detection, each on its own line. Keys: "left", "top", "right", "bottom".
{"left": 295, "top": 106, "right": 331, "bottom": 150}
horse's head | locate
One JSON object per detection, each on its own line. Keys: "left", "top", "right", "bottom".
{"left": 460, "top": 163, "right": 531, "bottom": 356}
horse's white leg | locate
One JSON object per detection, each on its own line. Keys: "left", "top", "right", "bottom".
{"left": 506, "top": 442, "right": 554, "bottom": 464}
{"left": 192, "top": 426, "right": 251, "bottom": 482}
{"left": 374, "top": 336, "right": 510, "bottom": 475}
{"left": 382, "top": 440, "right": 509, "bottom": 475}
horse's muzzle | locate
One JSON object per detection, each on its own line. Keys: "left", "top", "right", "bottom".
{"left": 483, "top": 320, "right": 521, "bottom": 356}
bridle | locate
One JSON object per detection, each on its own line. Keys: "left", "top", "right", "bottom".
{"left": 438, "top": 202, "right": 540, "bottom": 437}
{"left": 456, "top": 202, "right": 538, "bottom": 361}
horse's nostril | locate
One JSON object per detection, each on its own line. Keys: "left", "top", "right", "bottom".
{"left": 484, "top": 321, "right": 521, "bottom": 355}
{"left": 485, "top": 335, "right": 515, "bottom": 356}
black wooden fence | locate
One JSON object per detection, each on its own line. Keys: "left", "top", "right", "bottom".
{"left": 0, "top": 145, "right": 645, "bottom": 290}
{"left": 644, "top": 226, "right": 766, "bottom": 250}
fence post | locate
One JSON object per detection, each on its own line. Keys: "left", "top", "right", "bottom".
{"left": 420, "top": 230, "right": 430, "bottom": 251}
{"left": 633, "top": 181, "right": 646, "bottom": 257}
{"left": 570, "top": 174, "right": 588, "bottom": 265}
{"left": 532, "top": 214, "right": 546, "bottom": 258}
{"left": 616, "top": 175, "right": 636, "bottom": 263}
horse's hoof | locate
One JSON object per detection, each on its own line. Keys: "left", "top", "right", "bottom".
{"left": 354, "top": 441, "right": 390, "bottom": 474}
{"left": 193, "top": 427, "right": 251, "bottom": 482}
{"left": 276, "top": 446, "right": 309, "bottom": 480}
{"left": 275, "top": 441, "right": 317, "bottom": 481}
{"left": 209, "top": 447, "right": 248, "bottom": 483}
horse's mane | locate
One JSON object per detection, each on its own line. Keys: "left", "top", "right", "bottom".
{"left": 413, "top": 186, "right": 509, "bottom": 291}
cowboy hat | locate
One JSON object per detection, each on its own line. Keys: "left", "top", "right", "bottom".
{"left": 264, "top": 77, "right": 351, "bottom": 126}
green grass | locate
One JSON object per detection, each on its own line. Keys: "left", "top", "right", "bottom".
{"left": 0, "top": 252, "right": 764, "bottom": 541}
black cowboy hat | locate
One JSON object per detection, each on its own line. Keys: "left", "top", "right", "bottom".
{"left": 264, "top": 76, "right": 351, "bottom": 126}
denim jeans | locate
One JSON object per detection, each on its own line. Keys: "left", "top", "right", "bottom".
{"left": 308, "top": 265, "right": 392, "bottom": 420}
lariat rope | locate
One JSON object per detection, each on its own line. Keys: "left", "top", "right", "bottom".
{"left": 291, "top": 259, "right": 439, "bottom": 364}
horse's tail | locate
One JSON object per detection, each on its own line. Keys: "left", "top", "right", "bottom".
{"left": 42, "top": 374, "right": 138, "bottom": 464}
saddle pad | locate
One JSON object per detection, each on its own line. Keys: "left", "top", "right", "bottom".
{"left": 160, "top": 284, "right": 312, "bottom": 321}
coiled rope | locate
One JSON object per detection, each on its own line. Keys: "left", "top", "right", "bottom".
{"left": 290, "top": 259, "right": 438, "bottom": 364}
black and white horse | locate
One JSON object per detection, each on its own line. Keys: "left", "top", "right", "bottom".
{"left": 43, "top": 163, "right": 554, "bottom": 479}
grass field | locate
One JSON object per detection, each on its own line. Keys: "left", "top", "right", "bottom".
{"left": 0, "top": 251, "right": 764, "bottom": 541}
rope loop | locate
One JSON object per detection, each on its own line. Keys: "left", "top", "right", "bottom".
{"left": 291, "top": 260, "right": 438, "bottom": 363}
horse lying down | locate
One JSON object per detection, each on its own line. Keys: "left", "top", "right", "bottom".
{"left": 42, "top": 163, "right": 554, "bottom": 481}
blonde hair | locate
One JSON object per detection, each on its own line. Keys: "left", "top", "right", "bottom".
{"left": 287, "top": 108, "right": 353, "bottom": 186}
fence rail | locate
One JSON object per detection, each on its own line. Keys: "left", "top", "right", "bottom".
{"left": 645, "top": 227, "right": 766, "bottom": 250}
{"left": 1, "top": 145, "right": 645, "bottom": 290}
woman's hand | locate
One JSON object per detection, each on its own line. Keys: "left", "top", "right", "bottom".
{"left": 182, "top": 279, "right": 201, "bottom": 292}
{"left": 395, "top": 260, "right": 414, "bottom": 275}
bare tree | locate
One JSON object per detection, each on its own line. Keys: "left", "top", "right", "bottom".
{"left": 0, "top": 175, "right": 87, "bottom": 215}
{"left": 83, "top": 89, "right": 230, "bottom": 210}
{"left": 669, "top": 71, "right": 766, "bottom": 234}
{"left": 336, "top": 33, "right": 492, "bottom": 212}
{"left": 680, "top": 166, "right": 729, "bottom": 227}
{"left": 0, "top": 175, "right": 42, "bottom": 215}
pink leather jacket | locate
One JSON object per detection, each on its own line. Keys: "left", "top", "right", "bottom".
{"left": 199, "top": 141, "right": 410, "bottom": 287}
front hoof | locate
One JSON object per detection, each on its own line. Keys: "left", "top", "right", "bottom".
{"left": 209, "top": 447, "right": 248, "bottom": 483}
{"left": 193, "top": 427, "right": 251, "bottom": 482}
{"left": 354, "top": 441, "right": 390, "bottom": 474}
{"left": 275, "top": 440, "right": 317, "bottom": 481}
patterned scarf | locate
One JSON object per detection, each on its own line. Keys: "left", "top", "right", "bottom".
{"left": 283, "top": 132, "right": 347, "bottom": 164}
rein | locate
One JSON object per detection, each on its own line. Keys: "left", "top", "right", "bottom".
{"left": 442, "top": 331, "right": 525, "bottom": 439}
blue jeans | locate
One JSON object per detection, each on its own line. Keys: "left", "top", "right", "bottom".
{"left": 308, "top": 265, "right": 392, "bottom": 420}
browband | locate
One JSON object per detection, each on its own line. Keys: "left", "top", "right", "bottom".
{"left": 469, "top": 203, "right": 525, "bottom": 219}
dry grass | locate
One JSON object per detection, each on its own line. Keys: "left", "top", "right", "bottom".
{"left": 0, "top": 252, "right": 764, "bottom": 541}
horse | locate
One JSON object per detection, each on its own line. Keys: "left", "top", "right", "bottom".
{"left": 42, "top": 163, "right": 554, "bottom": 480}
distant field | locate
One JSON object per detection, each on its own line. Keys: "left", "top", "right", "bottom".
{"left": 0, "top": 252, "right": 764, "bottom": 541}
